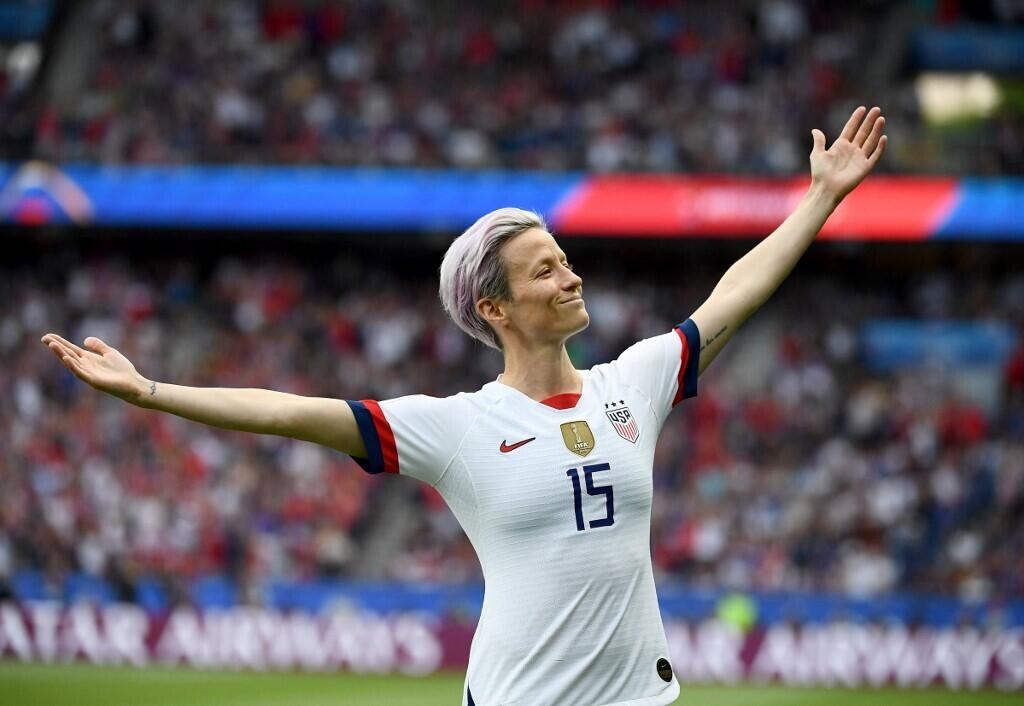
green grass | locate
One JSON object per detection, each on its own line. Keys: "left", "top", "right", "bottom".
{"left": 0, "top": 662, "right": 1019, "bottom": 706}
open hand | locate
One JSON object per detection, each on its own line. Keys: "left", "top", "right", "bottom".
{"left": 41, "top": 334, "right": 148, "bottom": 403}
{"left": 810, "top": 106, "right": 887, "bottom": 203}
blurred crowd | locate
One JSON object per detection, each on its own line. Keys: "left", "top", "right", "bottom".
{"left": 2, "top": 245, "right": 1022, "bottom": 607}
{"left": 31, "top": 0, "right": 1023, "bottom": 174}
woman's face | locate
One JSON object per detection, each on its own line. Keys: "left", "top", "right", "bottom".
{"left": 483, "top": 227, "right": 589, "bottom": 348}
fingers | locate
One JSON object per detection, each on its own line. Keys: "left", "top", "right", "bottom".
{"left": 868, "top": 134, "right": 888, "bottom": 166}
{"left": 811, "top": 129, "right": 826, "bottom": 153}
{"left": 853, "top": 107, "right": 882, "bottom": 147}
{"left": 40, "top": 333, "right": 107, "bottom": 388}
{"left": 83, "top": 336, "right": 111, "bottom": 354}
{"left": 863, "top": 115, "right": 885, "bottom": 155}
{"left": 41, "top": 333, "right": 87, "bottom": 358}
{"left": 44, "top": 336, "right": 81, "bottom": 362}
{"left": 61, "top": 350, "right": 87, "bottom": 377}
{"left": 840, "top": 106, "right": 867, "bottom": 143}
{"left": 46, "top": 338, "right": 90, "bottom": 379}
{"left": 41, "top": 333, "right": 101, "bottom": 384}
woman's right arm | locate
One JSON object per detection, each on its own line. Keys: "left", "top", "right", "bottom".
{"left": 40, "top": 333, "right": 366, "bottom": 456}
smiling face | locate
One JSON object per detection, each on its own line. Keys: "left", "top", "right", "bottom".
{"left": 477, "top": 227, "right": 589, "bottom": 349}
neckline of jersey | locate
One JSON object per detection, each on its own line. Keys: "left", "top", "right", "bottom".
{"left": 539, "top": 392, "right": 581, "bottom": 409}
{"left": 491, "top": 374, "right": 587, "bottom": 412}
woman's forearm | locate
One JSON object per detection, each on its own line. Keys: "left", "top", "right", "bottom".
{"left": 41, "top": 334, "right": 361, "bottom": 453}
{"left": 713, "top": 182, "right": 840, "bottom": 314}
{"left": 132, "top": 377, "right": 304, "bottom": 437}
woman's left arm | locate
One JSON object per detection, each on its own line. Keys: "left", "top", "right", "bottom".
{"left": 689, "top": 105, "right": 887, "bottom": 375}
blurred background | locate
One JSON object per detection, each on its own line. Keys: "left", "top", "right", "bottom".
{"left": 1, "top": 0, "right": 1023, "bottom": 704}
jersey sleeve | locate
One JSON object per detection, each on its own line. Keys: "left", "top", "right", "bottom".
{"left": 611, "top": 318, "right": 700, "bottom": 424}
{"left": 345, "top": 394, "right": 468, "bottom": 486}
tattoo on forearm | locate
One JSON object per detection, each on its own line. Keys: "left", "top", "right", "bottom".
{"left": 149, "top": 381, "right": 157, "bottom": 396}
{"left": 701, "top": 326, "right": 728, "bottom": 352}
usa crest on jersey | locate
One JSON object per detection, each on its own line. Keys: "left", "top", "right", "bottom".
{"left": 605, "top": 404, "right": 639, "bottom": 444}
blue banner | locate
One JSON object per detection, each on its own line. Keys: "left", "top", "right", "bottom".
{"left": 9, "top": 569, "right": 1024, "bottom": 628}
{"left": 913, "top": 26, "right": 1024, "bottom": 72}
{"left": 2, "top": 161, "right": 1023, "bottom": 239}
{"left": 0, "top": 0, "right": 55, "bottom": 40}
{"left": 0, "top": 162, "right": 582, "bottom": 231}
{"left": 861, "top": 320, "right": 1016, "bottom": 372}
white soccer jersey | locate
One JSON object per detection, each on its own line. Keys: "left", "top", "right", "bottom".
{"left": 347, "top": 319, "right": 700, "bottom": 706}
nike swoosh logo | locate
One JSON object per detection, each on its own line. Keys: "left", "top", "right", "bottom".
{"left": 500, "top": 437, "right": 536, "bottom": 453}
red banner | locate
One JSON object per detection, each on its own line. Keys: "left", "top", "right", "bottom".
{"left": 555, "top": 176, "right": 959, "bottom": 240}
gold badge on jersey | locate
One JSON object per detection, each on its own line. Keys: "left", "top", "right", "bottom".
{"left": 560, "top": 421, "right": 595, "bottom": 457}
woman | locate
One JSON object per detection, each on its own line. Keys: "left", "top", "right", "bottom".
{"left": 43, "top": 107, "right": 886, "bottom": 706}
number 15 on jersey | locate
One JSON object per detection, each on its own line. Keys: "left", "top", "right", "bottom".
{"left": 566, "top": 463, "right": 615, "bottom": 531}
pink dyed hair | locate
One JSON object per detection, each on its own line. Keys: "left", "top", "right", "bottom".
{"left": 438, "top": 207, "right": 547, "bottom": 349}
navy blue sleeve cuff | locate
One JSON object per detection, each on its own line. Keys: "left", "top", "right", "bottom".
{"left": 346, "top": 400, "right": 385, "bottom": 474}
{"left": 676, "top": 318, "right": 700, "bottom": 400}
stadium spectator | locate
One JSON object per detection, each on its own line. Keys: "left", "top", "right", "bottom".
{"left": 26, "top": 0, "right": 1023, "bottom": 175}
{"left": 5, "top": 245, "right": 1022, "bottom": 603}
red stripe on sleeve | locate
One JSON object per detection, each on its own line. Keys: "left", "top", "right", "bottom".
{"left": 672, "top": 327, "right": 690, "bottom": 407}
{"left": 363, "top": 399, "right": 399, "bottom": 474}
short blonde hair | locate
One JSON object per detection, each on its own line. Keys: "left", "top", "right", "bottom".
{"left": 438, "top": 207, "right": 547, "bottom": 349}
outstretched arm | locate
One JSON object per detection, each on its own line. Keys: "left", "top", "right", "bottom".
{"left": 40, "top": 333, "right": 366, "bottom": 456}
{"left": 689, "top": 106, "right": 887, "bottom": 374}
